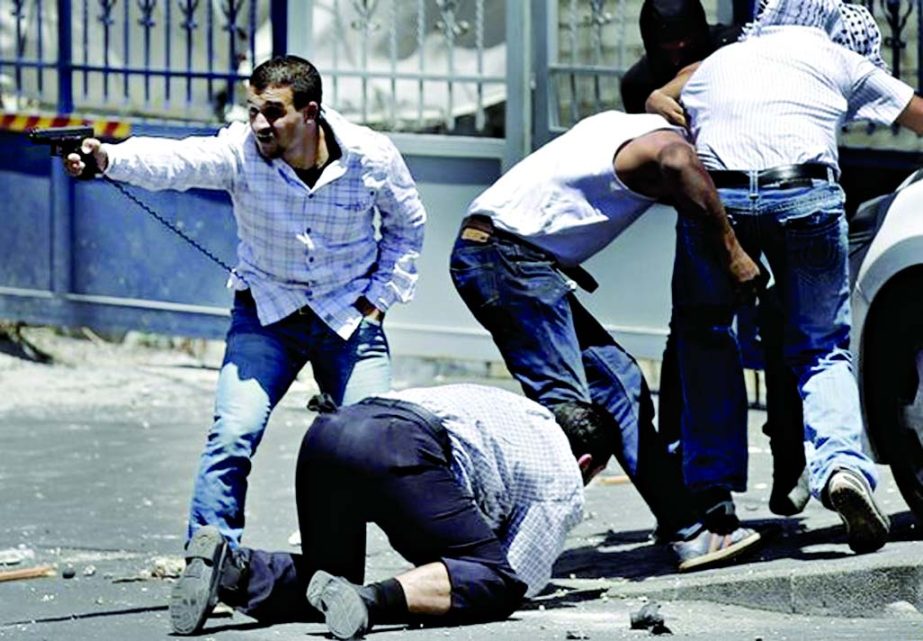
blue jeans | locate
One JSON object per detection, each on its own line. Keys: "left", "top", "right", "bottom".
{"left": 188, "top": 290, "right": 391, "bottom": 547}
{"left": 672, "top": 180, "right": 878, "bottom": 498}
{"left": 450, "top": 234, "right": 701, "bottom": 538}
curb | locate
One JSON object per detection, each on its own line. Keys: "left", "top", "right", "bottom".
{"left": 557, "top": 561, "right": 923, "bottom": 618}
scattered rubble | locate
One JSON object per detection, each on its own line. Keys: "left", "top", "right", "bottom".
{"left": 630, "top": 602, "right": 672, "bottom": 635}
{"left": 0, "top": 545, "right": 35, "bottom": 566}
{"left": 150, "top": 556, "right": 183, "bottom": 579}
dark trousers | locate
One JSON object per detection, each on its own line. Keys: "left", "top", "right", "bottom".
{"left": 235, "top": 399, "right": 526, "bottom": 624}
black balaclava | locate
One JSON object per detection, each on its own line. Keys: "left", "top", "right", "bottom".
{"left": 639, "top": 0, "right": 711, "bottom": 82}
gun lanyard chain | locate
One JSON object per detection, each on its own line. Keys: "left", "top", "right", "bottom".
{"left": 103, "top": 176, "right": 248, "bottom": 287}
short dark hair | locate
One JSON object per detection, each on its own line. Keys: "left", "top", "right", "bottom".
{"left": 249, "top": 55, "right": 323, "bottom": 110}
{"left": 551, "top": 401, "right": 614, "bottom": 471}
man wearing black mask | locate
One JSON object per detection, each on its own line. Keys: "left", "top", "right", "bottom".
{"left": 620, "top": 0, "right": 740, "bottom": 115}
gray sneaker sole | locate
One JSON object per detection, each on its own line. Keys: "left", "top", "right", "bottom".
{"left": 169, "top": 527, "right": 226, "bottom": 635}
{"left": 678, "top": 530, "right": 762, "bottom": 573}
{"left": 829, "top": 474, "right": 890, "bottom": 554}
{"left": 306, "top": 570, "right": 369, "bottom": 640}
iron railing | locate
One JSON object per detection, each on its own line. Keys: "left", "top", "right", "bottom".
{"left": 0, "top": 0, "right": 285, "bottom": 120}
{"left": 0, "top": 0, "right": 509, "bottom": 135}
{"left": 3, "top": 1, "right": 918, "bottom": 141}
{"left": 302, "top": 0, "right": 507, "bottom": 134}
{"left": 536, "top": 0, "right": 923, "bottom": 149}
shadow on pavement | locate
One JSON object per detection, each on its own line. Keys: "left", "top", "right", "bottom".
{"left": 522, "top": 584, "right": 609, "bottom": 610}
{"left": 552, "top": 510, "right": 922, "bottom": 583}
{"left": 0, "top": 332, "right": 54, "bottom": 364}
{"left": 3, "top": 604, "right": 168, "bottom": 627}
{"left": 191, "top": 620, "right": 272, "bottom": 635}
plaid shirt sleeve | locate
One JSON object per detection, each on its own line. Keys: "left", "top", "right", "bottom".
{"left": 503, "top": 493, "right": 585, "bottom": 598}
{"left": 103, "top": 123, "right": 242, "bottom": 192}
{"left": 362, "top": 138, "right": 426, "bottom": 312}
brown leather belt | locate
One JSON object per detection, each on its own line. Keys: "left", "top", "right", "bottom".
{"left": 708, "top": 163, "right": 835, "bottom": 189}
{"left": 458, "top": 214, "right": 599, "bottom": 293}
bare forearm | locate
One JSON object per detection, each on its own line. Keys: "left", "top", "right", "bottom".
{"left": 896, "top": 94, "right": 923, "bottom": 135}
{"left": 651, "top": 62, "right": 700, "bottom": 103}
{"left": 657, "top": 143, "right": 760, "bottom": 285}
{"left": 657, "top": 143, "right": 731, "bottom": 233}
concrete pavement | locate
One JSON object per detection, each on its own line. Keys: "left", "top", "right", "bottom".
{"left": 1, "top": 328, "right": 922, "bottom": 640}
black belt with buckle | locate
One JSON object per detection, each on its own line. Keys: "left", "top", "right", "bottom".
{"left": 708, "top": 163, "right": 835, "bottom": 189}
{"left": 458, "top": 214, "right": 599, "bottom": 293}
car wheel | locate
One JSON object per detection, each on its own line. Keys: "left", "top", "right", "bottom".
{"left": 861, "top": 269, "right": 923, "bottom": 521}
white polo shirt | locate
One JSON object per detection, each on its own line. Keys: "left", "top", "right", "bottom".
{"left": 467, "top": 111, "right": 682, "bottom": 266}
{"left": 681, "top": 26, "right": 914, "bottom": 173}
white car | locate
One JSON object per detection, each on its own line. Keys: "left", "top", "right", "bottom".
{"left": 851, "top": 169, "right": 923, "bottom": 521}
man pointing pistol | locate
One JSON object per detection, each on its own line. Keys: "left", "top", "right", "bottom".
{"left": 64, "top": 55, "right": 426, "bottom": 553}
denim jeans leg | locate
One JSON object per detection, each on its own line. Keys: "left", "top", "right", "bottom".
{"left": 188, "top": 298, "right": 305, "bottom": 548}
{"left": 311, "top": 318, "right": 392, "bottom": 407}
{"left": 767, "top": 199, "right": 878, "bottom": 496}
{"left": 573, "top": 300, "right": 702, "bottom": 538}
{"left": 672, "top": 216, "right": 749, "bottom": 493}
{"left": 450, "top": 237, "right": 589, "bottom": 406}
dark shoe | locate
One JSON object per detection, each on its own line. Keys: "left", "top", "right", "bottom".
{"left": 170, "top": 526, "right": 228, "bottom": 635}
{"left": 673, "top": 526, "right": 762, "bottom": 572}
{"left": 769, "top": 468, "right": 810, "bottom": 516}
{"left": 826, "top": 468, "right": 890, "bottom": 553}
{"left": 307, "top": 570, "right": 370, "bottom": 640}
{"left": 701, "top": 498, "right": 740, "bottom": 534}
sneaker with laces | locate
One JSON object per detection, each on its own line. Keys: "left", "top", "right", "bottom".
{"left": 672, "top": 526, "right": 762, "bottom": 572}
{"left": 170, "top": 526, "right": 228, "bottom": 635}
{"left": 826, "top": 468, "right": 890, "bottom": 553}
{"left": 307, "top": 570, "right": 370, "bottom": 640}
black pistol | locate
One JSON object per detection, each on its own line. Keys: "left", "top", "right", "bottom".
{"left": 28, "top": 125, "right": 99, "bottom": 179}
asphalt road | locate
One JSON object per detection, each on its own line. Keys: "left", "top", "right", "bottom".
{"left": 1, "top": 330, "right": 922, "bottom": 640}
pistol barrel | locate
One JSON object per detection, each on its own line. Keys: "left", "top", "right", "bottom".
{"left": 27, "top": 125, "right": 95, "bottom": 143}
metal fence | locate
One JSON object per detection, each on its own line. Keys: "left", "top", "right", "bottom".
{"left": 840, "top": 0, "right": 923, "bottom": 146}
{"left": 0, "top": 0, "right": 287, "bottom": 121}
{"left": 301, "top": 0, "right": 508, "bottom": 135}
{"left": 0, "top": 0, "right": 512, "bottom": 135}
{"left": 531, "top": 0, "right": 923, "bottom": 149}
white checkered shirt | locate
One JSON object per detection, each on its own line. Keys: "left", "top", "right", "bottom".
{"left": 380, "top": 384, "right": 585, "bottom": 598}
{"left": 103, "top": 108, "right": 426, "bottom": 339}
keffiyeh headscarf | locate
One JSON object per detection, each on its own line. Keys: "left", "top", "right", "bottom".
{"left": 741, "top": 0, "right": 842, "bottom": 34}
{"left": 741, "top": 0, "right": 889, "bottom": 71}
{"left": 833, "top": 3, "right": 888, "bottom": 70}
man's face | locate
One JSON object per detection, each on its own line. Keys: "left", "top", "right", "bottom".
{"left": 247, "top": 84, "right": 311, "bottom": 159}
{"left": 657, "top": 36, "right": 701, "bottom": 69}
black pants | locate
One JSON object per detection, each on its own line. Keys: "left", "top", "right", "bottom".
{"left": 235, "top": 399, "right": 526, "bottom": 624}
